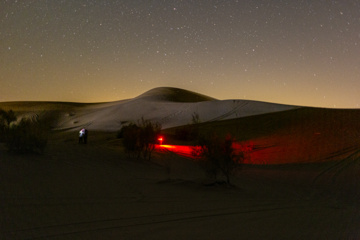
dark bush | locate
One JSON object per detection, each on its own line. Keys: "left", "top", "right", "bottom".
{"left": 121, "top": 123, "right": 141, "bottom": 157}
{"left": 5, "top": 115, "right": 50, "bottom": 154}
{"left": 138, "top": 118, "right": 161, "bottom": 161}
{"left": 196, "top": 133, "right": 244, "bottom": 185}
{"left": 0, "top": 109, "right": 17, "bottom": 142}
{"left": 0, "top": 109, "right": 16, "bottom": 127}
{"left": 121, "top": 118, "right": 161, "bottom": 161}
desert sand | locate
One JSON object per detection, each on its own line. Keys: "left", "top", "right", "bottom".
{"left": 1, "top": 87, "right": 359, "bottom": 239}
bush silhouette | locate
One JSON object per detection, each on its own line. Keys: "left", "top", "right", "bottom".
{"left": 1, "top": 111, "right": 51, "bottom": 154}
{"left": 7, "top": 118, "right": 48, "bottom": 154}
{"left": 0, "top": 109, "right": 16, "bottom": 138}
{"left": 196, "top": 133, "right": 244, "bottom": 185}
{"left": 121, "top": 123, "right": 141, "bottom": 157}
{"left": 0, "top": 109, "right": 16, "bottom": 127}
{"left": 0, "top": 109, "right": 17, "bottom": 142}
{"left": 120, "top": 118, "right": 161, "bottom": 161}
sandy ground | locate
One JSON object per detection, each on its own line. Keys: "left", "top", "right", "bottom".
{"left": 1, "top": 131, "right": 360, "bottom": 240}
{"left": 1, "top": 88, "right": 359, "bottom": 239}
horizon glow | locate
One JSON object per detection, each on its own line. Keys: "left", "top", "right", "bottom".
{"left": 1, "top": 1, "right": 360, "bottom": 108}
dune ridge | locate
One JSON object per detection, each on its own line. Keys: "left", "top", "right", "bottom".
{"left": 2, "top": 87, "right": 359, "bottom": 165}
{"left": 0, "top": 87, "right": 298, "bottom": 131}
{"left": 134, "top": 87, "right": 216, "bottom": 102}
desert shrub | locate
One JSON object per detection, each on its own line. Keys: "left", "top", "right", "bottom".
{"left": 0, "top": 109, "right": 17, "bottom": 142}
{"left": 196, "top": 133, "right": 244, "bottom": 185}
{"left": 120, "top": 123, "right": 141, "bottom": 157}
{"left": 137, "top": 118, "right": 162, "bottom": 161}
{"left": 0, "top": 109, "right": 16, "bottom": 126}
{"left": 120, "top": 118, "right": 161, "bottom": 161}
{"left": 5, "top": 115, "right": 50, "bottom": 154}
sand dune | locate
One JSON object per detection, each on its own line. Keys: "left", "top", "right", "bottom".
{"left": 0, "top": 87, "right": 297, "bottom": 131}
{"left": 1, "top": 87, "right": 360, "bottom": 239}
{"left": 1, "top": 87, "right": 359, "bottom": 165}
{"left": 174, "top": 107, "right": 360, "bottom": 165}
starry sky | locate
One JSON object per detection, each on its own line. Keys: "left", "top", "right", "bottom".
{"left": 1, "top": 0, "right": 360, "bottom": 108}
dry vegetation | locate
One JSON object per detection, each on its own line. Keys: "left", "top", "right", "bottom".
{"left": 118, "top": 118, "right": 161, "bottom": 161}
{"left": 0, "top": 109, "right": 60, "bottom": 154}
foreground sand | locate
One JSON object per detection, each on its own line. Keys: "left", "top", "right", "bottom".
{"left": 1, "top": 131, "right": 359, "bottom": 239}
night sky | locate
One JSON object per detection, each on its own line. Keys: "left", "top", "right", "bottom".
{"left": 1, "top": 0, "right": 360, "bottom": 108}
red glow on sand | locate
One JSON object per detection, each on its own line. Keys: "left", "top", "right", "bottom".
{"left": 155, "top": 144, "right": 201, "bottom": 158}
{"left": 155, "top": 142, "right": 254, "bottom": 160}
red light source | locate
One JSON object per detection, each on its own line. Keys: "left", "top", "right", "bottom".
{"left": 158, "top": 137, "right": 163, "bottom": 145}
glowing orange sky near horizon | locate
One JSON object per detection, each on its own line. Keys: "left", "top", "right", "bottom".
{"left": 1, "top": 1, "right": 360, "bottom": 108}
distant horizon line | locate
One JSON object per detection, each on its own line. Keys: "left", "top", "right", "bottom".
{"left": 0, "top": 86, "right": 359, "bottom": 110}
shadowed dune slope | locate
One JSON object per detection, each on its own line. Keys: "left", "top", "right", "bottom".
{"left": 184, "top": 107, "right": 360, "bottom": 164}
{"left": 134, "top": 87, "right": 216, "bottom": 102}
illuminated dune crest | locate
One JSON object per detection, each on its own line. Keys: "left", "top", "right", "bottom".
{"left": 53, "top": 87, "right": 297, "bottom": 131}
{"left": 0, "top": 87, "right": 297, "bottom": 131}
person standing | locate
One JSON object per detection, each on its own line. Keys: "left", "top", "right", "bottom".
{"left": 79, "top": 128, "right": 86, "bottom": 143}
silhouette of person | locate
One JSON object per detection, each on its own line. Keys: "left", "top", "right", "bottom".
{"left": 79, "top": 128, "right": 86, "bottom": 143}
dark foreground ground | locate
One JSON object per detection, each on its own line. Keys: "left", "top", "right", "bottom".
{"left": 1, "top": 131, "right": 360, "bottom": 239}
